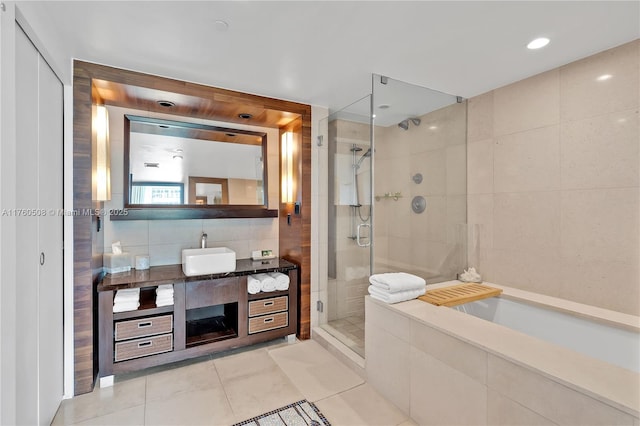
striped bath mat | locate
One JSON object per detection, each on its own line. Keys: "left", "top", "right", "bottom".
{"left": 233, "top": 400, "right": 331, "bottom": 426}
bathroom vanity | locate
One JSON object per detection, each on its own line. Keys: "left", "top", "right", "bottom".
{"left": 97, "top": 258, "right": 298, "bottom": 386}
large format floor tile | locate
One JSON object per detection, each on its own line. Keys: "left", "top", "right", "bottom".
{"left": 52, "top": 339, "right": 409, "bottom": 426}
{"left": 315, "top": 383, "right": 409, "bottom": 426}
{"left": 269, "top": 339, "right": 364, "bottom": 402}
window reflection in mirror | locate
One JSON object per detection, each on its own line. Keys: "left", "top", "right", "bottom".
{"left": 125, "top": 115, "right": 268, "bottom": 207}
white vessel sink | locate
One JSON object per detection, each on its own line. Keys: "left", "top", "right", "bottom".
{"left": 182, "top": 247, "right": 236, "bottom": 276}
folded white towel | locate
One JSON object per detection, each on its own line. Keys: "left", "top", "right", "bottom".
{"left": 155, "top": 295, "right": 174, "bottom": 303}
{"left": 247, "top": 275, "right": 262, "bottom": 294}
{"left": 254, "top": 273, "right": 277, "bottom": 292}
{"left": 268, "top": 272, "right": 290, "bottom": 291}
{"left": 155, "top": 297, "right": 174, "bottom": 307}
{"left": 368, "top": 285, "right": 425, "bottom": 304}
{"left": 114, "top": 288, "right": 140, "bottom": 304}
{"left": 369, "top": 272, "right": 426, "bottom": 293}
{"left": 113, "top": 302, "right": 140, "bottom": 313}
{"left": 156, "top": 284, "right": 174, "bottom": 295}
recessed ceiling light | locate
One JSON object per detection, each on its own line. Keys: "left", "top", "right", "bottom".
{"left": 597, "top": 74, "right": 613, "bottom": 81}
{"left": 157, "top": 100, "right": 175, "bottom": 108}
{"left": 173, "top": 155, "right": 183, "bottom": 161}
{"left": 238, "top": 113, "right": 253, "bottom": 119}
{"left": 527, "top": 37, "right": 550, "bottom": 50}
{"left": 175, "top": 149, "right": 183, "bottom": 153}
{"left": 429, "top": 125, "right": 438, "bottom": 130}
{"left": 378, "top": 104, "right": 391, "bottom": 109}
{"left": 213, "top": 20, "right": 229, "bottom": 32}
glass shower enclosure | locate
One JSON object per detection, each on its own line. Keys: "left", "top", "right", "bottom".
{"left": 319, "top": 75, "right": 467, "bottom": 358}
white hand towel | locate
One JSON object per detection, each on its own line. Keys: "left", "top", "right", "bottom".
{"left": 156, "top": 284, "right": 174, "bottom": 294}
{"left": 155, "top": 296, "right": 174, "bottom": 307}
{"left": 254, "top": 273, "right": 277, "bottom": 292}
{"left": 113, "top": 302, "right": 140, "bottom": 313}
{"left": 369, "top": 272, "right": 426, "bottom": 293}
{"left": 367, "top": 285, "right": 425, "bottom": 304}
{"left": 247, "top": 275, "right": 262, "bottom": 294}
{"left": 268, "top": 272, "right": 290, "bottom": 291}
{"left": 114, "top": 288, "right": 140, "bottom": 304}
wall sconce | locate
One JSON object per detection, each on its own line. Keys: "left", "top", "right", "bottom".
{"left": 92, "top": 104, "right": 111, "bottom": 201}
{"left": 281, "top": 131, "right": 294, "bottom": 204}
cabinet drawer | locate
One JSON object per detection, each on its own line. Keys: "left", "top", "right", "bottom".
{"left": 186, "top": 278, "right": 239, "bottom": 310}
{"left": 248, "top": 312, "right": 288, "bottom": 334}
{"left": 248, "top": 296, "right": 288, "bottom": 317}
{"left": 115, "top": 315, "right": 173, "bottom": 341}
{"left": 114, "top": 334, "right": 172, "bottom": 362}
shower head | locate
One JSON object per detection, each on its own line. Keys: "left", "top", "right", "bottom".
{"left": 398, "top": 117, "right": 421, "bottom": 130}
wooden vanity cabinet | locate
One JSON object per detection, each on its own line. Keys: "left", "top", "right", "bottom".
{"left": 98, "top": 263, "right": 298, "bottom": 383}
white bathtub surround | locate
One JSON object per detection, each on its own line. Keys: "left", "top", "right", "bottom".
{"left": 365, "top": 281, "right": 640, "bottom": 425}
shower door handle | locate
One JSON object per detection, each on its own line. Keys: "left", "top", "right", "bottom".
{"left": 356, "top": 223, "right": 371, "bottom": 247}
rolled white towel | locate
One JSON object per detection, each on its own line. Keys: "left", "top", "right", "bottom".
{"left": 113, "top": 302, "right": 140, "bottom": 313}
{"left": 369, "top": 272, "right": 426, "bottom": 293}
{"left": 367, "top": 285, "right": 425, "bottom": 304}
{"left": 156, "top": 284, "right": 174, "bottom": 292}
{"left": 254, "top": 273, "right": 277, "bottom": 292}
{"left": 247, "top": 275, "right": 262, "bottom": 294}
{"left": 114, "top": 288, "right": 140, "bottom": 304}
{"left": 268, "top": 272, "right": 290, "bottom": 291}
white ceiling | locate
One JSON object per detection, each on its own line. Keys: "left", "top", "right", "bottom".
{"left": 17, "top": 1, "right": 640, "bottom": 114}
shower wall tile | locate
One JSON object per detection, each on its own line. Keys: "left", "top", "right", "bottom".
{"left": 493, "top": 125, "right": 560, "bottom": 193}
{"left": 424, "top": 195, "right": 446, "bottom": 242}
{"left": 493, "top": 69, "right": 560, "bottom": 136}
{"left": 560, "top": 188, "right": 639, "bottom": 264}
{"left": 446, "top": 144, "right": 467, "bottom": 195}
{"left": 489, "top": 248, "right": 562, "bottom": 296}
{"left": 414, "top": 148, "right": 446, "bottom": 196}
{"left": 467, "top": 194, "right": 493, "bottom": 250}
{"left": 493, "top": 191, "right": 561, "bottom": 253}
{"left": 560, "top": 109, "right": 639, "bottom": 190}
{"left": 446, "top": 195, "right": 467, "bottom": 245}
{"left": 467, "top": 91, "right": 494, "bottom": 143}
{"left": 467, "top": 138, "right": 493, "bottom": 195}
{"left": 560, "top": 40, "right": 639, "bottom": 122}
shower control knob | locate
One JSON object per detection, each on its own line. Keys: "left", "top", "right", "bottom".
{"left": 412, "top": 196, "right": 426, "bottom": 214}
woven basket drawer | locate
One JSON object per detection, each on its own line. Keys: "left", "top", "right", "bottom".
{"left": 248, "top": 296, "right": 288, "bottom": 317}
{"left": 114, "top": 334, "right": 172, "bottom": 362}
{"left": 115, "top": 315, "right": 173, "bottom": 341}
{"left": 248, "top": 312, "right": 288, "bottom": 334}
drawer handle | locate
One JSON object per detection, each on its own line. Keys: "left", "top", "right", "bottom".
{"left": 138, "top": 341, "right": 153, "bottom": 348}
{"left": 263, "top": 317, "right": 274, "bottom": 323}
{"left": 263, "top": 301, "right": 274, "bottom": 307}
{"left": 138, "top": 322, "right": 152, "bottom": 328}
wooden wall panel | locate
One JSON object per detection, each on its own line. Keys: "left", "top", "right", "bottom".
{"left": 73, "top": 60, "right": 313, "bottom": 393}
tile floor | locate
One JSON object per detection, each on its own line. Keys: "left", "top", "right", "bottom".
{"left": 53, "top": 339, "right": 414, "bottom": 425}
{"left": 323, "top": 315, "right": 366, "bottom": 357}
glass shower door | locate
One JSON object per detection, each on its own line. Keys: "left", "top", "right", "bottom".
{"left": 321, "top": 95, "right": 373, "bottom": 357}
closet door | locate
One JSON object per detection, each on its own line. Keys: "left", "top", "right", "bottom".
{"left": 37, "top": 55, "right": 64, "bottom": 424}
{"left": 15, "top": 25, "right": 40, "bottom": 426}
{"left": 14, "top": 25, "right": 64, "bottom": 425}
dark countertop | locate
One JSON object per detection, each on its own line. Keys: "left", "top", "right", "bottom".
{"left": 98, "top": 258, "right": 297, "bottom": 292}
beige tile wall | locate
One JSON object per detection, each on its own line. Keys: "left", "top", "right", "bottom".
{"left": 467, "top": 40, "right": 640, "bottom": 315}
{"left": 375, "top": 103, "right": 467, "bottom": 283}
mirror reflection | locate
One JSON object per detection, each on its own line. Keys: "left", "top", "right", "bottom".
{"left": 125, "top": 115, "right": 267, "bottom": 206}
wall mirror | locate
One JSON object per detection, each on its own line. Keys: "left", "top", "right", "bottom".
{"left": 123, "top": 115, "right": 276, "bottom": 218}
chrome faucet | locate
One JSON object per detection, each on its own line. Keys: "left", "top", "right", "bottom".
{"left": 201, "top": 232, "right": 207, "bottom": 249}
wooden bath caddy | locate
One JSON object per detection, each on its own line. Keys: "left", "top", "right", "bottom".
{"left": 418, "top": 283, "right": 502, "bottom": 307}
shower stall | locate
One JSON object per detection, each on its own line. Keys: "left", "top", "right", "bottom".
{"left": 318, "top": 75, "right": 468, "bottom": 357}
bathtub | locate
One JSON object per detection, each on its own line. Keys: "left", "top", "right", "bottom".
{"left": 365, "top": 281, "right": 640, "bottom": 425}
{"left": 455, "top": 296, "right": 640, "bottom": 373}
